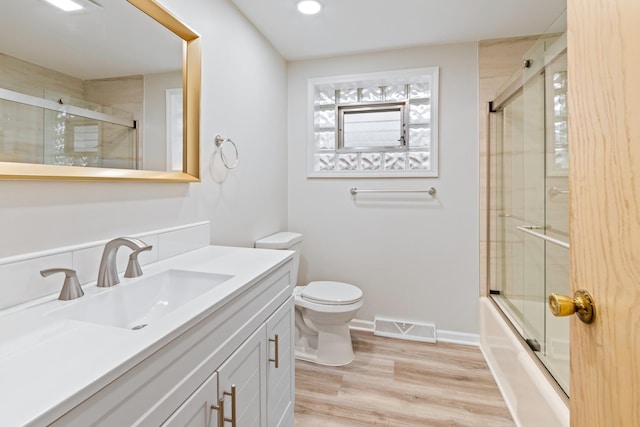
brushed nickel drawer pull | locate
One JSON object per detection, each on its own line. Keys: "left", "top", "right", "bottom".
{"left": 210, "top": 397, "right": 224, "bottom": 427}
{"left": 269, "top": 334, "right": 279, "bottom": 368}
{"left": 221, "top": 385, "right": 237, "bottom": 427}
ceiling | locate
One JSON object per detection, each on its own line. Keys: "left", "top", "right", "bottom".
{"left": 0, "top": 0, "right": 566, "bottom": 80}
{"left": 231, "top": 0, "right": 567, "bottom": 61}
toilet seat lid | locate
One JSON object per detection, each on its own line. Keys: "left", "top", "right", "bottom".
{"left": 301, "top": 281, "right": 363, "bottom": 305}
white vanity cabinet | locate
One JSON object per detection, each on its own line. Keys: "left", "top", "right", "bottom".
{"left": 213, "top": 299, "right": 296, "bottom": 427}
{"left": 216, "top": 299, "right": 296, "bottom": 427}
{"left": 165, "top": 298, "right": 294, "bottom": 427}
{"left": 49, "top": 259, "right": 295, "bottom": 427}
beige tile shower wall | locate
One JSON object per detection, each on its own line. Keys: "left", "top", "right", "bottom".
{"left": 0, "top": 53, "right": 84, "bottom": 98}
{"left": 84, "top": 76, "right": 144, "bottom": 169}
{"left": 83, "top": 76, "right": 143, "bottom": 119}
{"left": 478, "top": 36, "right": 541, "bottom": 297}
{"left": 0, "top": 53, "right": 85, "bottom": 164}
{"left": 0, "top": 102, "right": 42, "bottom": 163}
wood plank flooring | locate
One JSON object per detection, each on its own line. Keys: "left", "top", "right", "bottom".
{"left": 294, "top": 330, "right": 514, "bottom": 426}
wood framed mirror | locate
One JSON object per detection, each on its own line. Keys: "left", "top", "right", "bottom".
{"left": 0, "top": 0, "right": 200, "bottom": 182}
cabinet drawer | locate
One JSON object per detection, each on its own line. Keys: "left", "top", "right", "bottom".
{"left": 51, "top": 260, "right": 292, "bottom": 427}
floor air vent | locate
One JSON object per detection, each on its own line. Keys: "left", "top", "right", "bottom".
{"left": 373, "top": 317, "right": 437, "bottom": 343}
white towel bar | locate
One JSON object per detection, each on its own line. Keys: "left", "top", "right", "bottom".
{"left": 516, "top": 225, "right": 569, "bottom": 249}
{"left": 350, "top": 187, "right": 436, "bottom": 197}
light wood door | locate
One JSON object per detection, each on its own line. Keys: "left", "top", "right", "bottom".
{"left": 217, "top": 324, "right": 267, "bottom": 427}
{"left": 568, "top": 0, "right": 640, "bottom": 425}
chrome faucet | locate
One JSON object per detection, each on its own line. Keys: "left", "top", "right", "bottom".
{"left": 97, "top": 237, "right": 153, "bottom": 287}
{"left": 41, "top": 268, "right": 84, "bottom": 300}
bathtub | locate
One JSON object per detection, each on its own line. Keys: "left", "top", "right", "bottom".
{"left": 479, "top": 297, "right": 569, "bottom": 427}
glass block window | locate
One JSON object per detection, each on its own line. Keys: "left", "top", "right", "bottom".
{"left": 545, "top": 51, "right": 568, "bottom": 177}
{"left": 552, "top": 71, "right": 568, "bottom": 171}
{"left": 307, "top": 67, "right": 439, "bottom": 177}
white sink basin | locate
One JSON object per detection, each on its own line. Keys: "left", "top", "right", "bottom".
{"left": 47, "top": 269, "right": 233, "bottom": 330}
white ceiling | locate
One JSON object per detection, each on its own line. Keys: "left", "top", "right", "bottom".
{"left": 231, "top": 0, "right": 567, "bottom": 61}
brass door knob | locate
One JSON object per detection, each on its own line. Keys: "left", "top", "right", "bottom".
{"left": 548, "top": 289, "right": 595, "bottom": 324}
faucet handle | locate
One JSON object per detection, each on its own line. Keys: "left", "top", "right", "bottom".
{"left": 124, "top": 245, "right": 153, "bottom": 278}
{"left": 40, "top": 268, "right": 84, "bottom": 301}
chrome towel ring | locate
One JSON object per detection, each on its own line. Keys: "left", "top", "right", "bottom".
{"left": 214, "top": 135, "right": 239, "bottom": 169}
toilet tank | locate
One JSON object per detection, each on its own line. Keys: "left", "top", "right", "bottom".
{"left": 255, "top": 232, "right": 303, "bottom": 284}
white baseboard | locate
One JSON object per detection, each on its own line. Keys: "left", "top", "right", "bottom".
{"left": 436, "top": 329, "right": 480, "bottom": 346}
{"left": 349, "top": 318, "right": 374, "bottom": 332}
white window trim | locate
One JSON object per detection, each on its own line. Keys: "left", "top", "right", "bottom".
{"left": 306, "top": 67, "right": 439, "bottom": 178}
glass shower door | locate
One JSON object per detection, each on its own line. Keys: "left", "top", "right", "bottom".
{"left": 495, "top": 92, "right": 525, "bottom": 332}
{"left": 489, "top": 36, "right": 570, "bottom": 396}
{"left": 542, "top": 49, "right": 570, "bottom": 393}
{"left": 520, "top": 45, "right": 547, "bottom": 360}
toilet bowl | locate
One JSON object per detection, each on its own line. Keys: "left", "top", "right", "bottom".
{"left": 294, "top": 281, "right": 363, "bottom": 366}
{"left": 255, "top": 232, "right": 363, "bottom": 366}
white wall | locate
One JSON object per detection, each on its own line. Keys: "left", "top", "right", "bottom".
{"left": 0, "top": 0, "right": 287, "bottom": 259}
{"left": 287, "top": 43, "right": 480, "bottom": 334}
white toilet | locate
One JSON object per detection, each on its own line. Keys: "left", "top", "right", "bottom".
{"left": 255, "top": 232, "right": 363, "bottom": 366}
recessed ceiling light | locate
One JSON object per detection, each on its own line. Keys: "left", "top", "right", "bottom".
{"left": 297, "top": 0, "right": 322, "bottom": 15}
{"left": 43, "top": 0, "right": 84, "bottom": 12}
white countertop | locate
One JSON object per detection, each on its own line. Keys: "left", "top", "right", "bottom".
{"left": 0, "top": 245, "right": 293, "bottom": 426}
